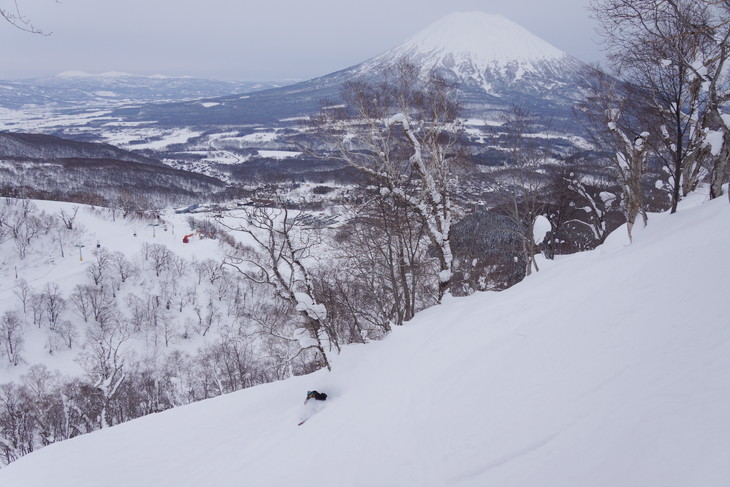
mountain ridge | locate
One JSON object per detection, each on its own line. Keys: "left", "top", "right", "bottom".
{"left": 0, "top": 132, "right": 226, "bottom": 203}
{"left": 0, "top": 74, "right": 287, "bottom": 110}
{"left": 0, "top": 131, "right": 160, "bottom": 165}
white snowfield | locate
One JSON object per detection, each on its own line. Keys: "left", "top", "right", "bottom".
{"left": 2, "top": 194, "right": 729, "bottom": 487}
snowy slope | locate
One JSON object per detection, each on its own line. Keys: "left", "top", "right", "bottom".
{"left": 0, "top": 200, "right": 223, "bottom": 382}
{"left": 2, "top": 194, "right": 729, "bottom": 486}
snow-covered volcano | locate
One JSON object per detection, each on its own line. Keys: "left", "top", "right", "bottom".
{"left": 392, "top": 12, "right": 565, "bottom": 63}
{"left": 368, "top": 12, "right": 572, "bottom": 85}
{"left": 358, "top": 11, "right": 588, "bottom": 112}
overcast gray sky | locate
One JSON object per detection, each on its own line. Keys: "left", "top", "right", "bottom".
{"left": 0, "top": 0, "right": 602, "bottom": 81}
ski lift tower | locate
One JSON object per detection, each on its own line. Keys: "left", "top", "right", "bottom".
{"left": 148, "top": 223, "right": 160, "bottom": 238}
{"left": 74, "top": 243, "right": 85, "bottom": 262}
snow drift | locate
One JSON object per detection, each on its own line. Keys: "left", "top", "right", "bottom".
{"left": 2, "top": 193, "right": 729, "bottom": 486}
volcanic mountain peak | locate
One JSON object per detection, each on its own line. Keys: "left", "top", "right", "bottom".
{"left": 377, "top": 11, "right": 568, "bottom": 70}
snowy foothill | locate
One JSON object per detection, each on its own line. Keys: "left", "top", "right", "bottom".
{"left": 1, "top": 189, "right": 728, "bottom": 486}
{"left": 0, "top": 200, "right": 223, "bottom": 382}
{"left": 0, "top": 196, "right": 346, "bottom": 393}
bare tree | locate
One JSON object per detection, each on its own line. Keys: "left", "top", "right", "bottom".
{"left": 199, "top": 324, "right": 258, "bottom": 391}
{"left": 160, "top": 314, "right": 179, "bottom": 348}
{"left": 142, "top": 243, "right": 173, "bottom": 277}
{"left": 575, "top": 70, "right": 650, "bottom": 241}
{"left": 70, "top": 285, "right": 91, "bottom": 323}
{"left": 40, "top": 283, "right": 65, "bottom": 331}
{"left": 13, "top": 278, "right": 31, "bottom": 315}
{"left": 241, "top": 295, "right": 322, "bottom": 380}
{"left": 1, "top": 1, "right": 50, "bottom": 35}
{"left": 4, "top": 209, "right": 42, "bottom": 260}
{"left": 125, "top": 295, "right": 148, "bottom": 334}
{"left": 29, "top": 292, "right": 45, "bottom": 328}
{"left": 311, "top": 58, "right": 465, "bottom": 300}
{"left": 158, "top": 276, "right": 179, "bottom": 311}
{"left": 199, "top": 258, "right": 225, "bottom": 285}
{"left": 77, "top": 320, "right": 133, "bottom": 428}
{"left": 54, "top": 320, "right": 77, "bottom": 349}
{"left": 326, "top": 197, "right": 433, "bottom": 332}
{"left": 83, "top": 285, "right": 116, "bottom": 329}
{"left": 169, "top": 254, "right": 187, "bottom": 279}
{"left": 0, "top": 311, "right": 24, "bottom": 366}
{"left": 109, "top": 251, "right": 137, "bottom": 283}
{"left": 87, "top": 248, "right": 111, "bottom": 286}
{"left": 592, "top": 0, "right": 730, "bottom": 204}
{"left": 192, "top": 257, "right": 206, "bottom": 285}
{"left": 192, "top": 293, "right": 219, "bottom": 337}
{"left": 0, "top": 383, "right": 34, "bottom": 464}
{"left": 222, "top": 206, "right": 332, "bottom": 370}
{"left": 124, "top": 292, "right": 165, "bottom": 347}
{"left": 486, "top": 106, "right": 552, "bottom": 276}
{"left": 19, "top": 365, "right": 68, "bottom": 447}
{"left": 0, "top": 205, "right": 7, "bottom": 245}
{"left": 178, "top": 285, "right": 197, "bottom": 314}
{"left": 58, "top": 207, "right": 79, "bottom": 231}
{"left": 213, "top": 271, "right": 234, "bottom": 303}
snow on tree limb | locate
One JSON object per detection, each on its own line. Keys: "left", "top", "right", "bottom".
{"left": 312, "top": 59, "right": 463, "bottom": 300}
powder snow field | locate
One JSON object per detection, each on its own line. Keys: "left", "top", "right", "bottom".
{"left": 1, "top": 193, "right": 729, "bottom": 486}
